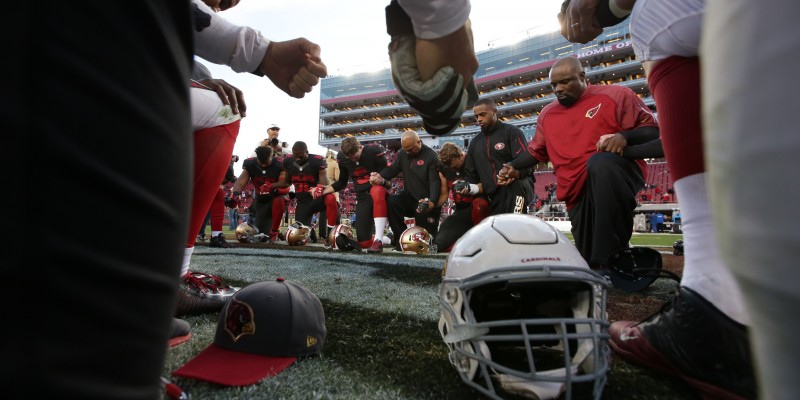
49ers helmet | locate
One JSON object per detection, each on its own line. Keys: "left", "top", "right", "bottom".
{"left": 286, "top": 222, "right": 311, "bottom": 246}
{"left": 399, "top": 226, "right": 432, "bottom": 255}
{"left": 234, "top": 223, "right": 259, "bottom": 243}
{"left": 328, "top": 224, "right": 359, "bottom": 251}
{"left": 439, "top": 214, "right": 610, "bottom": 400}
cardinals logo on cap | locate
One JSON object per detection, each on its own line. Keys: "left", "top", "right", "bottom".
{"left": 224, "top": 299, "right": 256, "bottom": 342}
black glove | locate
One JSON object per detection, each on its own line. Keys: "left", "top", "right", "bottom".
{"left": 416, "top": 198, "right": 431, "bottom": 214}
{"left": 386, "top": 1, "right": 477, "bottom": 136}
{"left": 256, "top": 192, "right": 273, "bottom": 204}
{"left": 224, "top": 196, "right": 238, "bottom": 208}
{"left": 453, "top": 180, "right": 469, "bottom": 193}
{"left": 288, "top": 191, "right": 296, "bottom": 200}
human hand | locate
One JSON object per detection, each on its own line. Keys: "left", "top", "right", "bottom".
{"left": 260, "top": 38, "right": 327, "bottom": 99}
{"left": 196, "top": 78, "right": 246, "bottom": 117}
{"left": 258, "top": 181, "right": 273, "bottom": 195}
{"left": 497, "top": 164, "right": 519, "bottom": 186}
{"left": 369, "top": 172, "right": 385, "bottom": 186}
{"left": 596, "top": 133, "right": 627, "bottom": 155}
{"left": 311, "top": 185, "right": 325, "bottom": 199}
{"left": 416, "top": 198, "right": 431, "bottom": 214}
{"left": 386, "top": 2, "right": 478, "bottom": 135}
{"left": 453, "top": 180, "right": 470, "bottom": 194}
{"left": 224, "top": 196, "right": 239, "bottom": 208}
{"left": 558, "top": 0, "right": 603, "bottom": 44}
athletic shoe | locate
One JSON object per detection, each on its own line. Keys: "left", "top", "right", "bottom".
{"left": 269, "top": 230, "right": 280, "bottom": 244}
{"left": 209, "top": 233, "right": 232, "bottom": 248}
{"left": 175, "top": 271, "right": 239, "bottom": 316}
{"left": 609, "top": 287, "right": 756, "bottom": 400}
{"left": 195, "top": 234, "right": 206, "bottom": 243}
{"left": 367, "top": 240, "right": 383, "bottom": 253}
{"left": 168, "top": 318, "right": 192, "bottom": 347}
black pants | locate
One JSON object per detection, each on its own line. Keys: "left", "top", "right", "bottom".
{"left": 434, "top": 206, "right": 473, "bottom": 252}
{"left": 8, "top": 2, "right": 193, "bottom": 398}
{"left": 568, "top": 153, "right": 644, "bottom": 266}
{"left": 388, "top": 191, "right": 441, "bottom": 243}
{"left": 490, "top": 176, "right": 534, "bottom": 215}
{"left": 353, "top": 191, "right": 383, "bottom": 244}
{"left": 295, "top": 194, "right": 331, "bottom": 238}
{"left": 253, "top": 196, "right": 279, "bottom": 235}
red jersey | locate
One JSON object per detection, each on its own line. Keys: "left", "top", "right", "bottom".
{"left": 529, "top": 84, "right": 657, "bottom": 208}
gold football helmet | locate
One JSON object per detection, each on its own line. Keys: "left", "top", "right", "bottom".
{"left": 328, "top": 224, "right": 357, "bottom": 251}
{"left": 399, "top": 226, "right": 432, "bottom": 255}
{"left": 286, "top": 222, "right": 311, "bottom": 246}
{"left": 234, "top": 223, "right": 259, "bottom": 243}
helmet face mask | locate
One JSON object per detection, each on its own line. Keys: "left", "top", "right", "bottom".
{"left": 328, "top": 224, "right": 359, "bottom": 251}
{"left": 234, "top": 222, "right": 260, "bottom": 243}
{"left": 399, "top": 226, "right": 432, "bottom": 255}
{"left": 286, "top": 222, "right": 310, "bottom": 246}
{"left": 439, "top": 214, "right": 611, "bottom": 400}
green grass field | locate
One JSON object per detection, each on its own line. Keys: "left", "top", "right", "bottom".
{"left": 205, "top": 226, "right": 683, "bottom": 249}
{"left": 165, "top": 237, "right": 695, "bottom": 400}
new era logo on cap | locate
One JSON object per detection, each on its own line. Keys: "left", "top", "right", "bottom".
{"left": 173, "top": 278, "right": 326, "bottom": 386}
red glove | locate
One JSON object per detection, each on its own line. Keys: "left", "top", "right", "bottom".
{"left": 258, "top": 181, "right": 273, "bottom": 195}
{"left": 311, "top": 185, "right": 325, "bottom": 199}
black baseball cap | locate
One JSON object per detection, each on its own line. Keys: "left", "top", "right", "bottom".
{"left": 173, "top": 278, "right": 326, "bottom": 386}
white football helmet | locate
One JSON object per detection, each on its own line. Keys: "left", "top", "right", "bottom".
{"left": 234, "top": 223, "right": 259, "bottom": 243}
{"left": 286, "top": 222, "right": 310, "bottom": 246}
{"left": 438, "top": 214, "right": 610, "bottom": 400}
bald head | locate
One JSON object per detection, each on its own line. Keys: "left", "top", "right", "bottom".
{"left": 549, "top": 57, "right": 587, "bottom": 107}
{"left": 401, "top": 130, "right": 422, "bottom": 157}
{"left": 552, "top": 56, "right": 583, "bottom": 73}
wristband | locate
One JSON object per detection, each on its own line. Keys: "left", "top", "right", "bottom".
{"left": 468, "top": 183, "right": 479, "bottom": 196}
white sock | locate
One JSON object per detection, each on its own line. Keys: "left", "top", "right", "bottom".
{"left": 676, "top": 173, "right": 749, "bottom": 325}
{"left": 211, "top": 230, "right": 222, "bottom": 237}
{"left": 181, "top": 247, "right": 194, "bottom": 277}
{"left": 374, "top": 217, "right": 388, "bottom": 242}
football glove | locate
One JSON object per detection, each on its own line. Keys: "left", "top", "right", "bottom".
{"left": 385, "top": 1, "right": 477, "bottom": 136}
{"left": 311, "top": 185, "right": 325, "bottom": 199}
{"left": 258, "top": 181, "right": 273, "bottom": 195}
{"left": 416, "top": 198, "right": 431, "bottom": 214}
{"left": 224, "top": 196, "right": 239, "bottom": 208}
{"left": 453, "top": 180, "right": 469, "bottom": 194}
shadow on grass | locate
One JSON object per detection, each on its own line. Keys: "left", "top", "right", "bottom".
{"left": 320, "top": 299, "right": 479, "bottom": 399}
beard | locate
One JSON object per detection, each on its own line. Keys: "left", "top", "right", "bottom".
{"left": 557, "top": 94, "right": 578, "bottom": 107}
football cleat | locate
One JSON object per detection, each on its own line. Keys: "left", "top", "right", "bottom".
{"left": 367, "top": 240, "right": 383, "bottom": 253}
{"left": 175, "top": 271, "right": 239, "bottom": 316}
{"left": 610, "top": 287, "right": 755, "bottom": 399}
{"left": 209, "top": 233, "right": 233, "bottom": 248}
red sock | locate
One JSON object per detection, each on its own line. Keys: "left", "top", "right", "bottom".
{"left": 648, "top": 56, "right": 704, "bottom": 181}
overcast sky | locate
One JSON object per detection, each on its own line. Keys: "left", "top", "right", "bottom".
{"left": 202, "top": 0, "right": 563, "bottom": 173}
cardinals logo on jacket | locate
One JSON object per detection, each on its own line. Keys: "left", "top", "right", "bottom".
{"left": 224, "top": 299, "right": 255, "bottom": 342}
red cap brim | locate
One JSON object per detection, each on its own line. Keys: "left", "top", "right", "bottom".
{"left": 173, "top": 344, "right": 296, "bottom": 386}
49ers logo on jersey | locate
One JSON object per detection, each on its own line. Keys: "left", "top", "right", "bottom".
{"left": 494, "top": 143, "right": 505, "bottom": 150}
{"left": 585, "top": 103, "right": 602, "bottom": 119}
{"left": 417, "top": 160, "right": 424, "bottom": 166}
